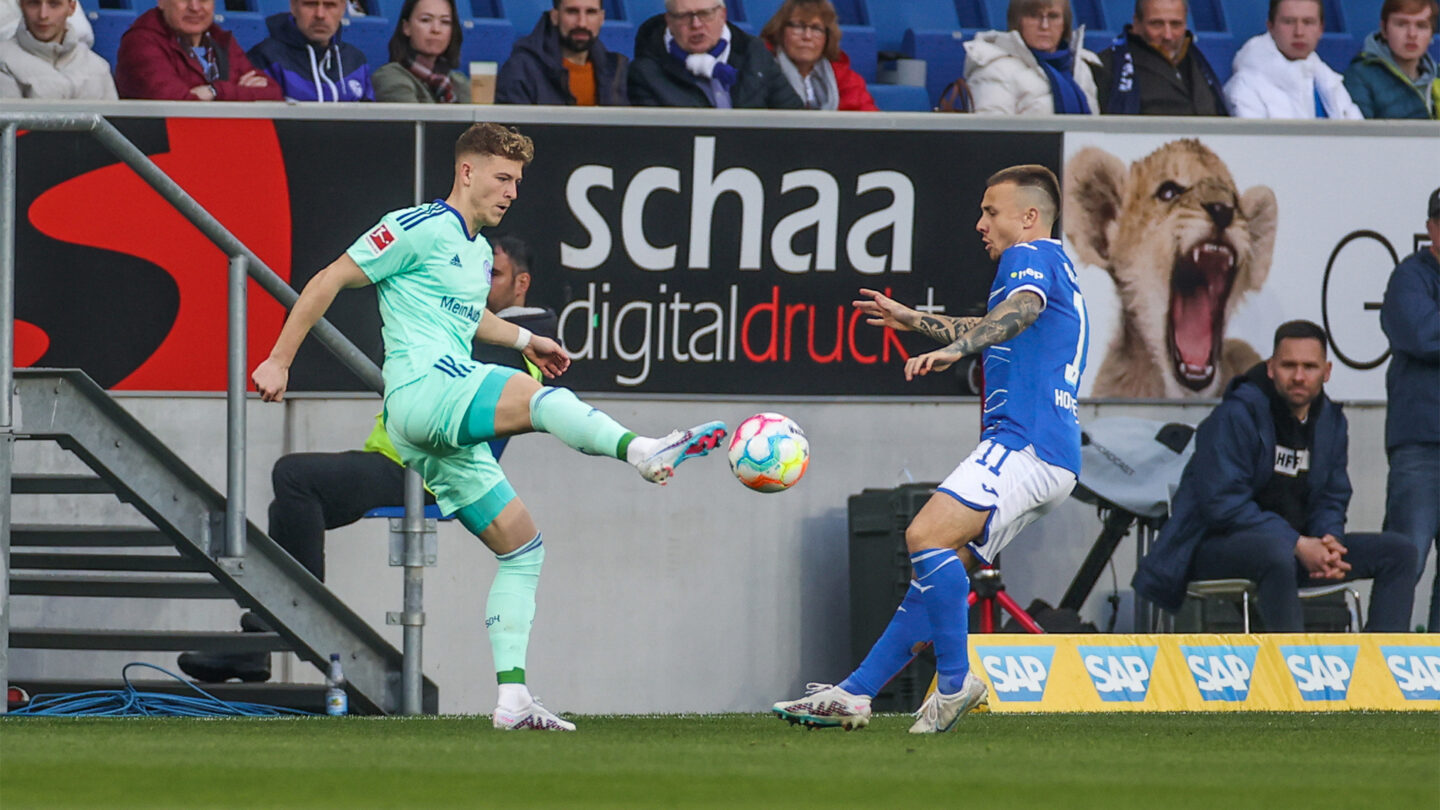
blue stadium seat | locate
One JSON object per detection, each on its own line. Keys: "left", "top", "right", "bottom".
{"left": 215, "top": 11, "right": 272, "bottom": 51}
{"left": 87, "top": 8, "right": 137, "bottom": 69}
{"left": 1195, "top": 31, "right": 1237, "bottom": 83}
{"left": 255, "top": 0, "right": 291, "bottom": 16}
{"left": 343, "top": 14, "right": 396, "bottom": 70}
{"left": 868, "top": 83, "right": 930, "bottom": 111}
{"left": 1188, "top": 0, "right": 1227, "bottom": 32}
{"left": 502, "top": 0, "right": 552, "bottom": 34}
{"left": 866, "top": 1, "right": 962, "bottom": 104}
{"left": 1344, "top": 0, "right": 1385, "bottom": 33}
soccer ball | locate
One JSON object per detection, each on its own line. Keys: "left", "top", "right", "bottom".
{"left": 728, "top": 413, "right": 810, "bottom": 493}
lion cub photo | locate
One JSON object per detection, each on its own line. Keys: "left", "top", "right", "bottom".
{"left": 1064, "top": 139, "right": 1278, "bottom": 398}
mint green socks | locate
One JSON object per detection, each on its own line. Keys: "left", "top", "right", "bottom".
{"left": 529, "top": 386, "right": 635, "bottom": 459}
{"left": 488, "top": 534, "right": 544, "bottom": 685}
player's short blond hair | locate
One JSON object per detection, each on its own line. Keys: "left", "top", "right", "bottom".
{"left": 988, "top": 164, "right": 1061, "bottom": 224}
{"left": 455, "top": 123, "right": 535, "bottom": 165}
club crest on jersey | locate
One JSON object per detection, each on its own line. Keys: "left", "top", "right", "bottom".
{"left": 367, "top": 224, "right": 396, "bottom": 255}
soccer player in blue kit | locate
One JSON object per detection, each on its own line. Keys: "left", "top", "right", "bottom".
{"left": 252, "top": 123, "right": 727, "bottom": 731}
{"left": 773, "top": 165, "right": 1088, "bottom": 733}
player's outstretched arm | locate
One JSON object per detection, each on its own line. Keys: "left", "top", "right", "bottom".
{"left": 474, "top": 313, "right": 571, "bottom": 379}
{"left": 252, "top": 255, "right": 372, "bottom": 402}
{"left": 856, "top": 288, "right": 980, "bottom": 344}
{"left": 904, "top": 291, "right": 1043, "bottom": 381}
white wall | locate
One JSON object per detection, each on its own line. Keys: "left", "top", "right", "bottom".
{"left": 8, "top": 394, "right": 1430, "bottom": 714}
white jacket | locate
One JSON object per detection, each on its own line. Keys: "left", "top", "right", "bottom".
{"left": 0, "top": 22, "right": 116, "bottom": 99}
{"left": 962, "top": 27, "right": 1100, "bottom": 115}
{"left": 0, "top": 0, "right": 92, "bottom": 47}
{"left": 1224, "top": 33, "right": 1361, "bottom": 119}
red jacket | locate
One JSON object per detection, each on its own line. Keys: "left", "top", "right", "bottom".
{"left": 115, "top": 8, "right": 281, "bottom": 100}
{"left": 831, "top": 51, "right": 878, "bottom": 112}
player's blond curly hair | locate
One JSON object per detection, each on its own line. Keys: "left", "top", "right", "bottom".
{"left": 455, "top": 123, "right": 535, "bottom": 165}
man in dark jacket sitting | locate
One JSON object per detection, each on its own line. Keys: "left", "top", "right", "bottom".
{"left": 1133, "top": 320, "right": 1416, "bottom": 631}
{"left": 629, "top": 0, "right": 801, "bottom": 109}
{"left": 1095, "top": 0, "right": 1228, "bottom": 115}
{"left": 496, "top": 0, "right": 627, "bottom": 105}
{"left": 247, "top": 0, "right": 372, "bottom": 101}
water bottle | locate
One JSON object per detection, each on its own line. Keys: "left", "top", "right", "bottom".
{"left": 325, "top": 653, "right": 348, "bottom": 716}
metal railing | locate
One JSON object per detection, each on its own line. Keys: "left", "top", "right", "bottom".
{"left": 0, "top": 111, "right": 429, "bottom": 714}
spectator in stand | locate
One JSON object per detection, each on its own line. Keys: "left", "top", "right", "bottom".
{"left": 497, "top": 0, "right": 628, "bottom": 105}
{"left": 1096, "top": 0, "right": 1228, "bottom": 115}
{"left": 247, "top": 0, "right": 372, "bottom": 101}
{"left": 629, "top": 0, "right": 802, "bottom": 108}
{"left": 1225, "top": 0, "right": 1361, "bottom": 119}
{"left": 0, "top": 0, "right": 90, "bottom": 44}
{"left": 962, "top": 0, "right": 1099, "bottom": 115}
{"left": 757, "top": 0, "right": 875, "bottom": 111}
{"left": 1380, "top": 188, "right": 1440, "bottom": 631}
{"left": 1344, "top": 0, "right": 1440, "bottom": 119}
{"left": 372, "top": 0, "right": 469, "bottom": 102}
{"left": 0, "top": 0, "right": 116, "bottom": 98}
{"left": 115, "top": 0, "right": 280, "bottom": 100}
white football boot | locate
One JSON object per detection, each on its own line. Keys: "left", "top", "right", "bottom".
{"left": 908, "top": 670, "right": 989, "bottom": 734}
{"left": 492, "top": 697, "right": 576, "bottom": 732}
{"left": 635, "top": 421, "right": 728, "bottom": 484}
{"left": 771, "top": 683, "right": 872, "bottom": 730}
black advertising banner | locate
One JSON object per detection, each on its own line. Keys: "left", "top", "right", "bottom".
{"left": 15, "top": 116, "right": 1059, "bottom": 395}
{"left": 438, "top": 123, "right": 1062, "bottom": 395}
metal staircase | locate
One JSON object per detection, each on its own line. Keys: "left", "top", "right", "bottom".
{"left": 6, "top": 369, "right": 437, "bottom": 714}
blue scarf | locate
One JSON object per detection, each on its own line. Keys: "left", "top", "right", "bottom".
{"left": 1033, "top": 45, "right": 1090, "bottom": 114}
{"left": 668, "top": 36, "right": 739, "bottom": 90}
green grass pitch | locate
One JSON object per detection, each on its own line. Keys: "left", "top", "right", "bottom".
{"left": 2, "top": 713, "right": 1436, "bottom": 809}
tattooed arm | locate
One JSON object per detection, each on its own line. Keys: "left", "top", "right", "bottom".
{"left": 853, "top": 288, "right": 980, "bottom": 343}
{"left": 904, "top": 291, "right": 1044, "bottom": 381}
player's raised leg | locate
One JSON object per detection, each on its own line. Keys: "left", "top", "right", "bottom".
{"left": 480, "top": 373, "right": 727, "bottom": 484}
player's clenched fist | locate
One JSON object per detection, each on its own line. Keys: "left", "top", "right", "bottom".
{"left": 252, "top": 358, "right": 290, "bottom": 402}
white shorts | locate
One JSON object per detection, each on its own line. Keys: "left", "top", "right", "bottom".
{"left": 937, "top": 439, "right": 1076, "bottom": 564}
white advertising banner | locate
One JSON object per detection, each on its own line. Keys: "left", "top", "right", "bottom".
{"left": 1061, "top": 132, "right": 1434, "bottom": 401}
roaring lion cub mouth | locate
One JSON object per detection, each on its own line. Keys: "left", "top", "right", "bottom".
{"left": 1167, "top": 239, "right": 1237, "bottom": 391}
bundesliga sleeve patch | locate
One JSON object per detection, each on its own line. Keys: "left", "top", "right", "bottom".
{"left": 366, "top": 224, "right": 396, "bottom": 255}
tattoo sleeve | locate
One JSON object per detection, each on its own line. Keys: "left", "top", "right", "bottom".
{"left": 912, "top": 314, "right": 984, "bottom": 345}
{"left": 941, "top": 292, "right": 1043, "bottom": 358}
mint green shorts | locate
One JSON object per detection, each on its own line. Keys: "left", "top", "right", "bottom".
{"left": 383, "top": 355, "right": 519, "bottom": 524}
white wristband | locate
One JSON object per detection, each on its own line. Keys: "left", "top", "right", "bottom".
{"left": 512, "top": 326, "right": 532, "bottom": 351}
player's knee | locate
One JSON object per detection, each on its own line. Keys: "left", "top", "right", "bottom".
{"left": 904, "top": 522, "right": 945, "bottom": 555}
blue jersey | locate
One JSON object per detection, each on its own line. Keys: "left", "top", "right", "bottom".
{"left": 980, "top": 239, "right": 1088, "bottom": 474}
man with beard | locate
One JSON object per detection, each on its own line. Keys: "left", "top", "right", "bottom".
{"left": 1134, "top": 320, "right": 1417, "bottom": 631}
{"left": 496, "top": 0, "right": 627, "bottom": 105}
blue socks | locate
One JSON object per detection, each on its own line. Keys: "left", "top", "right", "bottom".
{"left": 910, "top": 548, "right": 971, "bottom": 695}
{"left": 839, "top": 581, "right": 932, "bottom": 698}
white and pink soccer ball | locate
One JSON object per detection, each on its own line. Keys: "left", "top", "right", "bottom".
{"left": 727, "top": 413, "right": 810, "bottom": 493}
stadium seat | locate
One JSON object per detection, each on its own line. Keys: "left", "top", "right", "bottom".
{"left": 867, "top": 83, "right": 930, "bottom": 112}
{"left": 866, "top": 0, "right": 963, "bottom": 104}
{"left": 502, "top": 0, "right": 552, "bottom": 33}
{"left": 215, "top": 11, "right": 272, "bottom": 51}
{"left": 87, "top": 8, "right": 137, "bottom": 70}
{"left": 1070, "top": 0, "right": 1117, "bottom": 55}
{"left": 342, "top": 13, "right": 396, "bottom": 71}
{"left": 1194, "top": 31, "right": 1238, "bottom": 84}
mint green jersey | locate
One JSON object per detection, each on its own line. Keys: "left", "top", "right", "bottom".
{"left": 346, "top": 200, "right": 494, "bottom": 392}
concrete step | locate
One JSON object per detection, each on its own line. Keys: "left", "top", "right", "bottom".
{"left": 10, "top": 552, "right": 203, "bottom": 573}
{"left": 9, "top": 628, "right": 292, "bottom": 652}
{"left": 10, "top": 525, "right": 174, "bottom": 548}
{"left": 9, "top": 573, "right": 229, "bottom": 599}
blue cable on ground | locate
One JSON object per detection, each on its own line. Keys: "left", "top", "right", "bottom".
{"left": 9, "top": 662, "right": 316, "bottom": 717}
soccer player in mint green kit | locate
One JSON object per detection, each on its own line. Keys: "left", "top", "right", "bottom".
{"left": 253, "top": 122, "right": 727, "bottom": 731}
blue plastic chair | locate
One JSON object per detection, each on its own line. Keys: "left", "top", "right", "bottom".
{"left": 866, "top": 0, "right": 963, "bottom": 104}
{"left": 87, "top": 7, "right": 138, "bottom": 69}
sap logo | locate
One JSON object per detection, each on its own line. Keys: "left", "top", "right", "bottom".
{"left": 977, "top": 646, "right": 1055, "bottom": 702}
{"left": 1181, "top": 645, "right": 1259, "bottom": 701}
{"left": 1078, "top": 646, "right": 1157, "bottom": 702}
{"left": 1280, "top": 645, "right": 1358, "bottom": 701}
{"left": 1380, "top": 646, "right": 1440, "bottom": 700}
